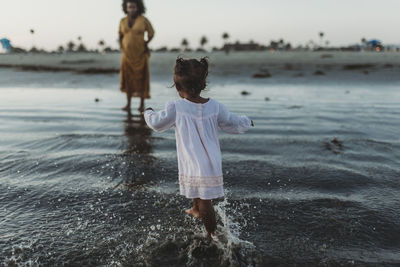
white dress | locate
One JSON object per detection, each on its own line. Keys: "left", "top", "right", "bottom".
{"left": 144, "top": 98, "right": 251, "bottom": 200}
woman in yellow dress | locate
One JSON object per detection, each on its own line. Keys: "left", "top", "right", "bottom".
{"left": 119, "top": 0, "right": 154, "bottom": 113}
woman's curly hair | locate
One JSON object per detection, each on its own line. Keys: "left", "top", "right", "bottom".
{"left": 173, "top": 57, "right": 209, "bottom": 97}
{"left": 122, "top": 0, "right": 146, "bottom": 15}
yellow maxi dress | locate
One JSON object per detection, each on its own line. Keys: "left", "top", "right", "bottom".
{"left": 119, "top": 15, "right": 154, "bottom": 98}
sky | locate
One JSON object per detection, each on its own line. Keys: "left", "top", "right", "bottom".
{"left": 0, "top": 0, "right": 399, "bottom": 51}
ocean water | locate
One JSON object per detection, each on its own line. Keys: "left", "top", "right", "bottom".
{"left": 1, "top": 54, "right": 400, "bottom": 266}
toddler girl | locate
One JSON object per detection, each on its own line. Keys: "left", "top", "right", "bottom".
{"left": 144, "top": 57, "right": 253, "bottom": 236}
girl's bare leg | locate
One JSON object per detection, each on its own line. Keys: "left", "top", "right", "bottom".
{"left": 185, "top": 198, "right": 200, "bottom": 218}
{"left": 198, "top": 199, "right": 216, "bottom": 235}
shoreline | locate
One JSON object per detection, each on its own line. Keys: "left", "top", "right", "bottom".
{"left": 1, "top": 51, "right": 400, "bottom": 84}
{"left": 0, "top": 63, "right": 119, "bottom": 74}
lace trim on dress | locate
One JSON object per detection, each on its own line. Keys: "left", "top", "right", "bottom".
{"left": 179, "top": 174, "right": 223, "bottom": 187}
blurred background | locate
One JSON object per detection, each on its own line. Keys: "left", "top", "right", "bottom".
{"left": 1, "top": 0, "right": 400, "bottom": 53}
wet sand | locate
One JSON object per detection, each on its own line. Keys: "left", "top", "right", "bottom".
{"left": 1, "top": 52, "right": 400, "bottom": 266}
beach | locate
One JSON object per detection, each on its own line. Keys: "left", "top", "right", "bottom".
{"left": 1, "top": 51, "right": 400, "bottom": 266}
{"left": 1, "top": 51, "right": 400, "bottom": 83}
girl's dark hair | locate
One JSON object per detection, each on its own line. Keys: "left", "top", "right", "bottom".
{"left": 122, "top": 0, "right": 146, "bottom": 15}
{"left": 173, "top": 57, "right": 209, "bottom": 97}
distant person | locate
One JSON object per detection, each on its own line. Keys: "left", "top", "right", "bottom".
{"left": 119, "top": 0, "right": 154, "bottom": 113}
{"left": 143, "top": 57, "right": 254, "bottom": 237}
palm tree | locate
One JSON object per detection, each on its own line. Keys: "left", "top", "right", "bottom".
{"left": 319, "top": 32, "right": 324, "bottom": 47}
{"left": 200, "top": 36, "right": 208, "bottom": 49}
{"left": 57, "top": 45, "right": 64, "bottom": 53}
{"left": 67, "top": 41, "right": 76, "bottom": 52}
{"left": 30, "top": 29, "right": 35, "bottom": 49}
{"left": 222, "top": 32, "right": 230, "bottom": 44}
{"left": 222, "top": 32, "right": 230, "bottom": 43}
{"left": 181, "top": 38, "right": 189, "bottom": 52}
{"left": 77, "top": 36, "right": 85, "bottom": 52}
{"left": 360, "top": 37, "right": 367, "bottom": 51}
{"left": 222, "top": 32, "right": 230, "bottom": 54}
{"left": 98, "top": 39, "right": 105, "bottom": 53}
{"left": 361, "top": 37, "right": 366, "bottom": 44}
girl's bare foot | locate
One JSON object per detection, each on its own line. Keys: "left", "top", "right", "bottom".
{"left": 185, "top": 208, "right": 200, "bottom": 219}
{"left": 138, "top": 106, "right": 144, "bottom": 113}
{"left": 209, "top": 232, "right": 217, "bottom": 241}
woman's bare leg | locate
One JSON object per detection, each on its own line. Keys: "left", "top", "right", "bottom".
{"left": 122, "top": 92, "right": 132, "bottom": 111}
{"left": 198, "top": 199, "right": 216, "bottom": 235}
{"left": 185, "top": 198, "right": 200, "bottom": 218}
{"left": 138, "top": 97, "right": 145, "bottom": 112}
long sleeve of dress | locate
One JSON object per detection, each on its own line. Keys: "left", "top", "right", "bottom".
{"left": 144, "top": 101, "right": 176, "bottom": 132}
{"left": 217, "top": 102, "right": 252, "bottom": 134}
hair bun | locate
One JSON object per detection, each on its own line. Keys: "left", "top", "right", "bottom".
{"left": 173, "top": 56, "right": 209, "bottom": 97}
{"left": 175, "top": 57, "right": 188, "bottom": 75}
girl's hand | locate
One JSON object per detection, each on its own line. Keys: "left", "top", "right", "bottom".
{"left": 142, "top": 107, "right": 153, "bottom": 115}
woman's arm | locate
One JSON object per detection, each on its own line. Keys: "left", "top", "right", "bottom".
{"left": 119, "top": 34, "right": 123, "bottom": 50}
{"left": 145, "top": 35, "right": 153, "bottom": 45}
{"left": 144, "top": 17, "right": 155, "bottom": 51}
{"left": 118, "top": 19, "right": 124, "bottom": 51}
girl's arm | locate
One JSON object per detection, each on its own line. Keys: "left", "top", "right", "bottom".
{"left": 144, "top": 101, "right": 176, "bottom": 133}
{"left": 217, "top": 102, "right": 252, "bottom": 134}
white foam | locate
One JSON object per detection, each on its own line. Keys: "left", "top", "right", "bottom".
{"left": 213, "top": 193, "right": 257, "bottom": 264}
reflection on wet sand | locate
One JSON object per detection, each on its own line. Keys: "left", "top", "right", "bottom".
{"left": 123, "top": 113, "right": 153, "bottom": 155}
{"left": 115, "top": 113, "right": 156, "bottom": 189}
